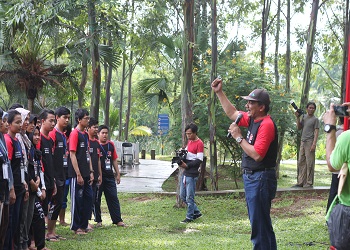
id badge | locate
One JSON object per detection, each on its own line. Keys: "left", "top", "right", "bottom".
{"left": 2, "top": 163, "right": 9, "bottom": 180}
{"left": 63, "top": 152, "right": 68, "bottom": 167}
{"left": 86, "top": 150, "right": 90, "bottom": 164}
{"left": 105, "top": 158, "right": 111, "bottom": 170}
{"left": 34, "top": 161, "right": 38, "bottom": 177}
{"left": 20, "top": 163, "right": 25, "bottom": 183}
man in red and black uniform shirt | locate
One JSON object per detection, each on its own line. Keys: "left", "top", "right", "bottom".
{"left": 37, "top": 109, "right": 57, "bottom": 241}
{"left": 96, "top": 125, "right": 125, "bottom": 227}
{"left": 48, "top": 106, "right": 70, "bottom": 240}
{"left": 68, "top": 108, "right": 94, "bottom": 234}
{"left": 87, "top": 117, "right": 102, "bottom": 228}
{"left": 212, "top": 79, "right": 278, "bottom": 250}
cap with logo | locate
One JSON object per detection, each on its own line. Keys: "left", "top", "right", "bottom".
{"left": 241, "top": 89, "right": 270, "bottom": 105}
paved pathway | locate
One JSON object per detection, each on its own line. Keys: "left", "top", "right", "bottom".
{"left": 117, "top": 159, "right": 176, "bottom": 193}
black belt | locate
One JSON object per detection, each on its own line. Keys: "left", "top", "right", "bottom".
{"left": 243, "top": 168, "right": 275, "bottom": 175}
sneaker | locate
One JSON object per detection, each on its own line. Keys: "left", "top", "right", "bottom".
{"left": 193, "top": 213, "right": 202, "bottom": 220}
{"left": 180, "top": 218, "right": 193, "bottom": 223}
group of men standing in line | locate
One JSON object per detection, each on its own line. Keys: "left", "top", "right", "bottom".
{"left": 0, "top": 105, "right": 125, "bottom": 250}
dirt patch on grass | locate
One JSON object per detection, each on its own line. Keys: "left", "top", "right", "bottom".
{"left": 271, "top": 194, "right": 325, "bottom": 217}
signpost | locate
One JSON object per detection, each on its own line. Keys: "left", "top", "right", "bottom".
{"left": 158, "top": 114, "right": 169, "bottom": 155}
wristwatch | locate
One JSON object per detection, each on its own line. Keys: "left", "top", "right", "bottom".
{"left": 324, "top": 124, "right": 336, "bottom": 133}
{"left": 236, "top": 137, "right": 244, "bottom": 144}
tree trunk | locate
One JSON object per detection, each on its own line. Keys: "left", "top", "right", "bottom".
{"left": 285, "top": 0, "right": 291, "bottom": 91}
{"left": 124, "top": 50, "right": 133, "bottom": 142}
{"left": 209, "top": 0, "right": 218, "bottom": 191}
{"left": 174, "top": 0, "right": 195, "bottom": 207}
{"left": 261, "top": 0, "right": 271, "bottom": 73}
{"left": 88, "top": 0, "right": 101, "bottom": 119}
{"left": 78, "top": 53, "right": 88, "bottom": 108}
{"left": 274, "top": 0, "right": 281, "bottom": 86}
{"left": 341, "top": 0, "right": 350, "bottom": 102}
{"left": 300, "top": 0, "right": 319, "bottom": 108}
{"left": 104, "top": 36, "right": 113, "bottom": 127}
{"left": 118, "top": 46, "right": 127, "bottom": 141}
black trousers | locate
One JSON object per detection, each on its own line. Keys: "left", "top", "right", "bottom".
{"left": 327, "top": 174, "right": 339, "bottom": 213}
{"left": 30, "top": 198, "right": 46, "bottom": 250}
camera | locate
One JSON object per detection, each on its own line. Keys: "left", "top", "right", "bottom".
{"left": 290, "top": 100, "right": 304, "bottom": 116}
{"left": 334, "top": 105, "right": 349, "bottom": 117}
{"left": 171, "top": 149, "right": 188, "bottom": 168}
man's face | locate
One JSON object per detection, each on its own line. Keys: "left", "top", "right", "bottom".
{"left": 98, "top": 128, "right": 109, "bottom": 143}
{"left": 42, "top": 114, "right": 56, "bottom": 132}
{"left": 9, "top": 114, "right": 22, "bottom": 134}
{"left": 57, "top": 114, "right": 70, "bottom": 128}
{"left": 306, "top": 104, "right": 316, "bottom": 115}
{"left": 185, "top": 129, "right": 196, "bottom": 140}
{"left": 79, "top": 115, "right": 90, "bottom": 129}
{"left": 245, "top": 100, "right": 263, "bottom": 119}
{"left": 88, "top": 124, "right": 99, "bottom": 138}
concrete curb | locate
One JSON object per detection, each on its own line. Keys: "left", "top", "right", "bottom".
{"left": 121, "top": 186, "right": 330, "bottom": 197}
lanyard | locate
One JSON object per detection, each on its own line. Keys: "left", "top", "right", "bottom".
{"left": 0, "top": 139, "right": 9, "bottom": 163}
{"left": 77, "top": 129, "right": 88, "bottom": 148}
{"left": 55, "top": 127, "right": 67, "bottom": 151}
{"left": 99, "top": 142, "right": 110, "bottom": 157}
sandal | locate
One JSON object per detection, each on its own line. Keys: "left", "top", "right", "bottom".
{"left": 116, "top": 222, "right": 127, "bottom": 227}
{"left": 55, "top": 235, "right": 67, "bottom": 240}
{"left": 74, "top": 229, "right": 87, "bottom": 235}
{"left": 45, "top": 236, "right": 60, "bottom": 242}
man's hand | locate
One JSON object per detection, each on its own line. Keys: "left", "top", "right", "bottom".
{"left": 97, "top": 175, "right": 102, "bottom": 186}
{"left": 89, "top": 172, "right": 94, "bottom": 185}
{"left": 52, "top": 182, "right": 57, "bottom": 196}
{"left": 115, "top": 173, "right": 121, "bottom": 184}
{"left": 179, "top": 161, "right": 187, "bottom": 169}
{"left": 228, "top": 122, "right": 242, "bottom": 140}
{"left": 323, "top": 103, "right": 337, "bottom": 125}
{"left": 40, "top": 189, "right": 46, "bottom": 201}
{"left": 9, "top": 188, "right": 16, "bottom": 205}
{"left": 77, "top": 174, "right": 84, "bottom": 186}
{"left": 211, "top": 78, "right": 223, "bottom": 93}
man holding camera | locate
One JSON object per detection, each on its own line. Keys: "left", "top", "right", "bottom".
{"left": 179, "top": 123, "right": 204, "bottom": 223}
{"left": 211, "top": 79, "right": 278, "bottom": 250}
{"left": 293, "top": 102, "right": 319, "bottom": 188}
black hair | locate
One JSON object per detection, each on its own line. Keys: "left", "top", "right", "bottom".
{"left": 74, "top": 108, "right": 89, "bottom": 125}
{"left": 98, "top": 125, "right": 109, "bottom": 132}
{"left": 55, "top": 106, "right": 70, "bottom": 117}
{"left": 9, "top": 103, "right": 23, "bottom": 110}
{"left": 38, "top": 108, "right": 55, "bottom": 121}
{"left": 28, "top": 126, "right": 40, "bottom": 143}
{"left": 0, "top": 108, "right": 3, "bottom": 119}
{"left": 306, "top": 102, "right": 316, "bottom": 109}
{"left": 185, "top": 123, "right": 198, "bottom": 134}
{"left": 64, "top": 123, "right": 72, "bottom": 138}
{"left": 88, "top": 117, "right": 98, "bottom": 128}
{"left": 7, "top": 109, "right": 21, "bottom": 124}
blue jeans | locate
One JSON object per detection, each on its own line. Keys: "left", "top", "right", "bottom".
{"left": 180, "top": 175, "right": 200, "bottom": 220}
{"left": 244, "top": 169, "right": 277, "bottom": 250}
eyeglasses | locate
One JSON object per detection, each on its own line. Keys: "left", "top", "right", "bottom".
{"left": 82, "top": 116, "right": 90, "bottom": 120}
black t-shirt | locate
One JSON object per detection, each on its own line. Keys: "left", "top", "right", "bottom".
{"left": 68, "top": 129, "right": 90, "bottom": 178}
{"left": 5, "top": 134, "right": 25, "bottom": 195}
{"left": 100, "top": 141, "right": 117, "bottom": 179}
{"left": 89, "top": 138, "right": 100, "bottom": 181}
{"left": 38, "top": 133, "right": 55, "bottom": 190}
{"left": 50, "top": 128, "right": 67, "bottom": 186}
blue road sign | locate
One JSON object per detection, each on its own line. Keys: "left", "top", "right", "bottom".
{"left": 158, "top": 114, "right": 169, "bottom": 135}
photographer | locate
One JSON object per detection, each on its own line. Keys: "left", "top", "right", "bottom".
{"left": 211, "top": 78, "right": 278, "bottom": 250}
{"left": 293, "top": 102, "right": 319, "bottom": 188}
{"left": 179, "top": 123, "right": 204, "bottom": 223}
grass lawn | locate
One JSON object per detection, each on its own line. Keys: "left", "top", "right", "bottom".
{"left": 47, "top": 162, "right": 333, "bottom": 249}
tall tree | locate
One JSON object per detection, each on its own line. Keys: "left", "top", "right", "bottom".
{"left": 88, "top": 0, "right": 102, "bottom": 119}
{"left": 300, "top": 0, "right": 319, "bottom": 108}
{"left": 209, "top": 0, "right": 218, "bottom": 190}
{"left": 261, "top": 0, "right": 272, "bottom": 72}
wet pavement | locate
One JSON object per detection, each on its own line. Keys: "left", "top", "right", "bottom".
{"left": 117, "top": 159, "right": 176, "bottom": 193}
